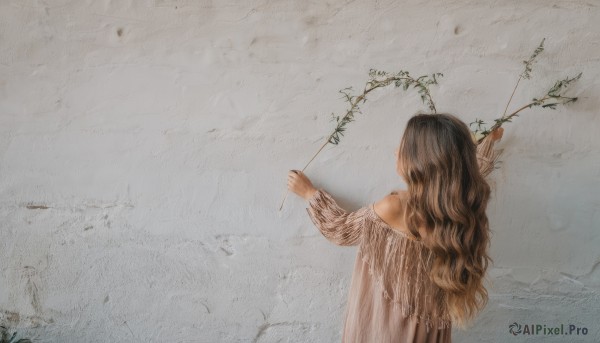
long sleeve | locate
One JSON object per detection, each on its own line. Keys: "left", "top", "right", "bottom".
{"left": 476, "top": 132, "right": 503, "bottom": 178}
{"left": 305, "top": 189, "right": 370, "bottom": 247}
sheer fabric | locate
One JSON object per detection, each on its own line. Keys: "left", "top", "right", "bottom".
{"left": 303, "top": 133, "right": 500, "bottom": 342}
{"left": 306, "top": 190, "right": 452, "bottom": 342}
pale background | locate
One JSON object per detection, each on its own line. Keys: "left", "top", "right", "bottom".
{"left": 1, "top": 0, "right": 599, "bottom": 342}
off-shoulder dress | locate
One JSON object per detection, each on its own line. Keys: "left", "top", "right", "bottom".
{"left": 304, "top": 133, "right": 501, "bottom": 343}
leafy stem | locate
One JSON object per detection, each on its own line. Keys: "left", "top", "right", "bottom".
{"left": 279, "top": 69, "right": 443, "bottom": 210}
{"left": 301, "top": 71, "right": 443, "bottom": 175}
{"left": 472, "top": 37, "right": 581, "bottom": 143}
{"left": 472, "top": 71, "right": 581, "bottom": 144}
{"left": 502, "top": 38, "right": 545, "bottom": 118}
{"left": 280, "top": 38, "right": 583, "bottom": 211}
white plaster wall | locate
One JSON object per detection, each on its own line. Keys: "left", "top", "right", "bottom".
{"left": 1, "top": 0, "right": 599, "bottom": 342}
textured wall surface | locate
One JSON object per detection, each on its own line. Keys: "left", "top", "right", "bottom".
{"left": 1, "top": 0, "right": 599, "bottom": 342}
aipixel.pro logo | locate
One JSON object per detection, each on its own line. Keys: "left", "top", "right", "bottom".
{"left": 509, "top": 322, "right": 588, "bottom": 336}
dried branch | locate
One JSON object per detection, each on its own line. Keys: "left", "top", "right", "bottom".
{"left": 281, "top": 38, "right": 583, "bottom": 210}
{"left": 279, "top": 69, "right": 443, "bottom": 210}
{"left": 471, "top": 38, "right": 581, "bottom": 144}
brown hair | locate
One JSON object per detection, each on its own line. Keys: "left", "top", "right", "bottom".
{"left": 397, "top": 112, "right": 493, "bottom": 329}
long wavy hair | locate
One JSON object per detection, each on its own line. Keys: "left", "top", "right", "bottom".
{"left": 397, "top": 112, "right": 493, "bottom": 329}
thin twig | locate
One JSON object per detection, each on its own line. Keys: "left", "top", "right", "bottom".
{"left": 279, "top": 71, "right": 443, "bottom": 211}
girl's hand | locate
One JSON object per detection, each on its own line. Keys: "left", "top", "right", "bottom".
{"left": 287, "top": 170, "right": 317, "bottom": 200}
{"left": 490, "top": 127, "right": 504, "bottom": 142}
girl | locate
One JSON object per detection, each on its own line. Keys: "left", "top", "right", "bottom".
{"left": 287, "top": 113, "right": 504, "bottom": 342}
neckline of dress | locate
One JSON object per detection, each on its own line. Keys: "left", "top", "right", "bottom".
{"left": 368, "top": 204, "right": 421, "bottom": 242}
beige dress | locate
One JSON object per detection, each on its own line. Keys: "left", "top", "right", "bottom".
{"left": 304, "top": 133, "right": 501, "bottom": 343}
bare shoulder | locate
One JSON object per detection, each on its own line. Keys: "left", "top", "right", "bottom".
{"left": 373, "top": 190, "right": 407, "bottom": 223}
{"left": 373, "top": 190, "right": 426, "bottom": 239}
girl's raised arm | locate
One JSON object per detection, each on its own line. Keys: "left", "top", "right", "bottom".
{"left": 305, "top": 189, "right": 370, "bottom": 247}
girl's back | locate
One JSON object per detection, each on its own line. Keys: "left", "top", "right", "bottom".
{"left": 290, "top": 112, "right": 504, "bottom": 342}
{"left": 306, "top": 188, "right": 453, "bottom": 342}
